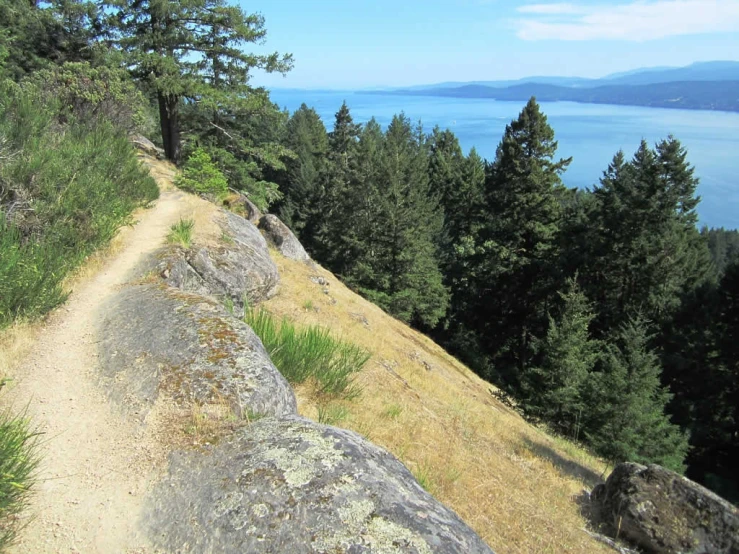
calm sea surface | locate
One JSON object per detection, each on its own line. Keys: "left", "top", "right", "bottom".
{"left": 270, "top": 89, "right": 739, "bottom": 229}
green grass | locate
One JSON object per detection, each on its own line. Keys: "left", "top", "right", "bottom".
{"left": 382, "top": 403, "right": 403, "bottom": 420}
{"left": 243, "top": 307, "right": 370, "bottom": 399}
{"left": 0, "top": 409, "right": 39, "bottom": 549}
{"left": 317, "top": 403, "right": 349, "bottom": 426}
{"left": 167, "top": 218, "right": 195, "bottom": 248}
{"left": 0, "top": 80, "right": 158, "bottom": 328}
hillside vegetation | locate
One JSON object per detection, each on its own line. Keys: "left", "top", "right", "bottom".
{"left": 260, "top": 249, "right": 611, "bottom": 553}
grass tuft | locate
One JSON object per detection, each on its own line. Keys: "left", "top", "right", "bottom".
{"left": 167, "top": 218, "right": 195, "bottom": 249}
{"left": 317, "top": 403, "right": 349, "bottom": 426}
{"left": 244, "top": 307, "right": 369, "bottom": 399}
{"left": 0, "top": 408, "right": 39, "bottom": 549}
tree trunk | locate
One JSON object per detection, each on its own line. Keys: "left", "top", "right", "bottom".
{"left": 158, "top": 93, "right": 181, "bottom": 162}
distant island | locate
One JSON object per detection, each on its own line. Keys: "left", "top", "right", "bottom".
{"left": 365, "top": 61, "right": 739, "bottom": 113}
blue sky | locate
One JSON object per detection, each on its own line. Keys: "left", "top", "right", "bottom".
{"left": 247, "top": 0, "right": 739, "bottom": 89}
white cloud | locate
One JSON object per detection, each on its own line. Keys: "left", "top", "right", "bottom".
{"left": 516, "top": 0, "right": 739, "bottom": 41}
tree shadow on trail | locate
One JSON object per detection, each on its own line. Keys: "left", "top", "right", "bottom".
{"left": 523, "top": 437, "right": 604, "bottom": 489}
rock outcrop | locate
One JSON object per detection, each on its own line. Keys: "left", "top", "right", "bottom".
{"left": 591, "top": 462, "right": 739, "bottom": 554}
{"left": 95, "top": 206, "right": 492, "bottom": 552}
{"left": 146, "top": 415, "right": 494, "bottom": 554}
{"left": 97, "top": 284, "right": 297, "bottom": 420}
{"left": 259, "top": 213, "right": 311, "bottom": 262}
{"left": 162, "top": 210, "right": 280, "bottom": 305}
{"left": 131, "top": 134, "right": 165, "bottom": 159}
{"left": 223, "top": 193, "right": 263, "bottom": 224}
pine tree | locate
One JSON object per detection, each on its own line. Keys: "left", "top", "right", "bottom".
{"left": 103, "top": 0, "right": 292, "bottom": 162}
{"left": 582, "top": 317, "right": 689, "bottom": 472}
{"left": 344, "top": 114, "right": 449, "bottom": 327}
{"left": 523, "top": 278, "right": 600, "bottom": 437}
{"left": 278, "top": 104, "right": 329, "bottom": 243}
{"left": 314, "top": 102, "right": 362, "bottom": 269}
{"left": 461, "top": 97, "right": 571, "bottom": 387}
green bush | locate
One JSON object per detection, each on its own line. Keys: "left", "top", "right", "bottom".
{"left": 0, "top": 82, "right": 159, "bottom": 327}
{"left": 0, "top": 409, "right": 39, "bottom": 549}
{"left": 24, "top": 62, "right": 156, "bottom": 135}
{"left": 174, "top": 148, "right": 229, "bottom": 196}
{"left": 244, "top": 308, "right": 369, "bottom": 398}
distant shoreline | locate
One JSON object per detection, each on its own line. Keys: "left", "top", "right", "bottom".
{"left": 358, "top": 81, "right": 739, "bottom": 114}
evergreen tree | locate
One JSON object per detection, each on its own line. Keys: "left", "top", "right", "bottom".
{"left": 278, "top": 104, "right": 329, "bottom": 241}
{"left": 460, "top": 97, "right": 571, "bottom": 387}
{"left": 344, "top": 114, "right": 449, "bottom": 327}
{"left": 583, "top": 138, "right": 712, "bottom": 334}
{"left": 314, "top": 102, "right": 361, "bottom": 269}
{"left": 103, "top": 0, "right": 292, "bottom": 162}
{"left": 583, "top": 317, "right": 689, "bottom": 472}
{"left": 523, "top": 278, "right": 600, "bottom": 437}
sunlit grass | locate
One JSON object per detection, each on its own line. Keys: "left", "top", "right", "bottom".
{"left": 244, "top": 307, "right": 369, "bottom": 399}
{"left": 167, "top": 218, "right": 195, "bottom": 248}
{"left": 0, "top": 408, "right": 39, "bottom": 549}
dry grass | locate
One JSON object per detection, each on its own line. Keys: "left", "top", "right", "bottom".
{"left": 263, "top": 253, "right": 612, "bottom": 554}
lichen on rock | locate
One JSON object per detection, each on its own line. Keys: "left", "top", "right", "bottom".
{"left": 145, "top": 416, "right": 494, "bottom": 553}
{"left": 96, "top": 284, "right": 297, "bottom": 420}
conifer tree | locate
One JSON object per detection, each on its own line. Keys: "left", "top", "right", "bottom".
{"left": 582, "top": 317, "right": 689, "bottom": 472}
{"left": 103, "top": 0, "right": 292, "bottom": 162}
{"left": 278, "top": 104, "right": 329, "bottom": 242}
{"left": 315, "top": 102, "right": 362, "bottom": 268}
{"left": 523, "top": 278, "right": 600, "bottom": 437}
{"left": 461, "top": 97, "right": 571, "bottom": 387}
{"left": 344, "top": 114, "right": 449, "bottom": 327}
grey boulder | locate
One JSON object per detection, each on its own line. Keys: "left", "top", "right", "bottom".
{"left": 224, "top": 193, "right": 263, "bottom": 225}
{"left": 162, "top": 210, "right": 280, "bottom": 306}
{"left": 591, "top": 462, "right": 739, "bottom": 554}
{"left": 96, "top": 284, "right": 297, "bottom": 419}
{"left": 130, "top": 134, "right": 165, "bottom": 159}
{"left": 259, "top": 213, "right": 310, "bottom": 262}
{"left": 145, "top": 415, "right": 494, "bottom": 554}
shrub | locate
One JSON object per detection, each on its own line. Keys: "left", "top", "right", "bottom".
{"left": 243, "top": 308, "right": 369, "bottom": 398}
{"left": 174, "top": 148, "right": 229, "bottom": 196}
{"left": 23, "top": 62, "right": 155, "bottom": 135}
{"left": 0, "top": 82, "right": 159, "bottom": 327}
{"left": 0, "top": 409, "right": 39, "bottom": 549}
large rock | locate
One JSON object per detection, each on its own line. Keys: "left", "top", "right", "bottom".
{"left": 259, "top": 214, "right": 310, "bottom": 262}
{"left": 145, "top": 415, "right": 494, "bottom": 553}
{"left": 591, "top": 462, "right": 739, "bottom": 554}
{"left": 96, "top": 284, "right": 297, "bottom": 419}
{"left": 130, "top": 134, "right": 165, "bottom": 159}
{"left": 223, "top": 193, "right": 263, "bottom": 225}
{"left": 162, "top": 210, "right": 280, "bottom": 306}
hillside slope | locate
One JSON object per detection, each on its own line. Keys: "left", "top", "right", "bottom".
{"left": 262, "top": 253, "right": 611, "bottom": 553}
{"left": 1, "top": 155, "right": 612, "bottom": 553}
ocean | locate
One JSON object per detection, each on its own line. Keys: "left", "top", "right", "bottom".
{"left": 269, "top": 89, "right": 739, "bottom": 229}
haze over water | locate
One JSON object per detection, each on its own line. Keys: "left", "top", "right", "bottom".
{"left": 270, "top": 90, "right": 739, "bottom": 229}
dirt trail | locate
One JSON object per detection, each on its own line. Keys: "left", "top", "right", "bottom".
{"left": 6, "top": 159, "right": 191, "bottom": 553}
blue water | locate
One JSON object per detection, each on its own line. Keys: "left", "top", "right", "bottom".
{"left": 270, "top": 89, "right": 739, "bottom": 229}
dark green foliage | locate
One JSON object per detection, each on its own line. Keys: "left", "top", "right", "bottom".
{"left": 102, "top": 0, "right": 292, "bottom": 167}
{"left": 522, "top": 279, "right": 600, "bottom": 438}
{"left": 703, "top": 227, "right": 739, "bottom": 275}
{"left": 278, "top": 103, "right": 329, "bottom": 236}
{"left": 457, "top": 97, "right": 571, "bottom": 386}
{"left": 174, "top": 148, "right": 228, "bottom": 196}
{"left": 0, "top": 82, "right": 158, "bottom": 327}
{"left": 582, "top": 318, "right": 689, "bottom": 472}
{"left": 0, "top": 409, "right": 39, "bottom": 549}
{"left": 0, "top": 0, "right": 97, "bottom": 80}
{"left": 243, "top": 307, "right": 369, "bottom": 399}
